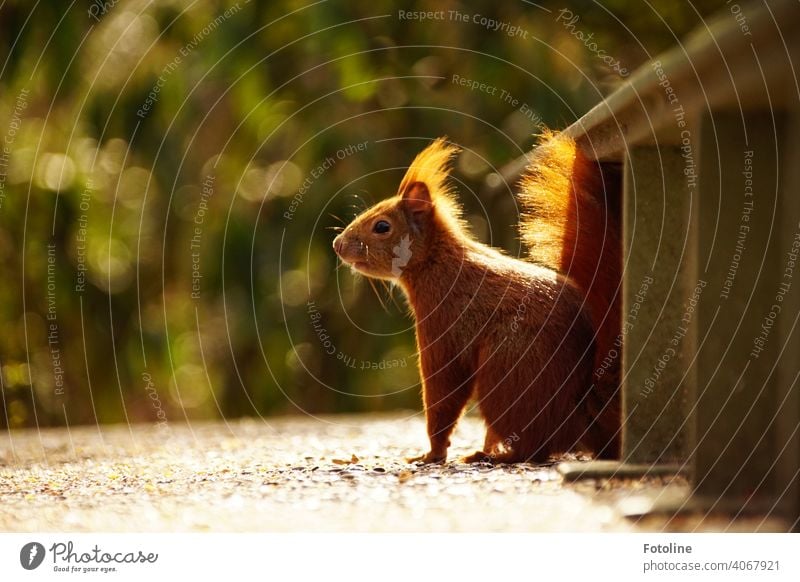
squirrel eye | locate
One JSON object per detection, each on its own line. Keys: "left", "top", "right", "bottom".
{"left": 373, "top": 220, "right": 391, "bottom": 234}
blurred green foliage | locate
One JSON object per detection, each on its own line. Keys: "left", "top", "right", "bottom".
{"left": 0, "top": 0, "right": 724, "bottom": 427}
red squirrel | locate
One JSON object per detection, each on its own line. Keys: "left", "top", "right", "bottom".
{"left": 333, "top": 134, "right": 621, "bottom": 463}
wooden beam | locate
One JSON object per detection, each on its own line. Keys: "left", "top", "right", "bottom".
{"left": 486, "top": 0, "right": 800, "bottom": 191}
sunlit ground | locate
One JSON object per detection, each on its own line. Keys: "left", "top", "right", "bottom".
{"left": 0, "top": 413, "right": 787, "bottom": 532}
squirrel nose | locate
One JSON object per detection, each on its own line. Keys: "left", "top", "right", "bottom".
{"left": 333, "top": 235, "right": 343, "bottom": 255}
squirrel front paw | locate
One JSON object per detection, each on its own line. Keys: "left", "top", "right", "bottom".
{"left": 406, "top": 451, "right": 446, "bottom": 464}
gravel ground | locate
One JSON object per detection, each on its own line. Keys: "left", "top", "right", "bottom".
{"left": 0, "top": 413, "right": 787, "bottom": 532}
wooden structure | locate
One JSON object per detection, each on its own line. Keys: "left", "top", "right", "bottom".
{"left": 497, "top": 0, "right": 800, "bottom": 527}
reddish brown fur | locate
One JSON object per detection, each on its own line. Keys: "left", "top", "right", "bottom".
{"left": 333, "top": 136, "right": 619, "bottom": 463}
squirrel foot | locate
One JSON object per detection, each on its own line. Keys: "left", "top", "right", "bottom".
{"left": 462, "top": 450, "right": 494, "bottom": 464}
{"left": 406, "top": 451, "right": 446, "bottom": 464}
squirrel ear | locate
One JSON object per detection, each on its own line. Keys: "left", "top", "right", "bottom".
{"left": 401, "top": 181, "right": 433, "bottom": 214}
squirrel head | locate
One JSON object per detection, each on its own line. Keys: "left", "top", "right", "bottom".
{"left": 333, "top": 138, "right": 462, "bottom": 280}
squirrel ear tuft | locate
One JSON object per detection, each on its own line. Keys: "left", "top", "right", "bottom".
{"left": 397, "top": 137, "right": 463, "bottom": 225}
{"left": 401, "top": 181, "right": 432, "bottom": 214}
{"left": 397, "top": 137, "right": 459, "bottom": 199}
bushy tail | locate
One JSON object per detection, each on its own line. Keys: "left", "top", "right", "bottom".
{"left": 518, "top": 131, "right": 622, "bottom": 458}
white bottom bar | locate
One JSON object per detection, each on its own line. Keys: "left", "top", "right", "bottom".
{"left": 1, "top": 533, "right": 797, "bottom": 580}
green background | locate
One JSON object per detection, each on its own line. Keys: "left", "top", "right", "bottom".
{"left": 0, "top": 0, "right": 723, "bottom": 427}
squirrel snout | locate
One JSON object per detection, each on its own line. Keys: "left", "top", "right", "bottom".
{"left": 333, "top": 232, "right": 364, "bottom": 262}
{"left": 332, "top": 234, "right": 344, "bottom": 255}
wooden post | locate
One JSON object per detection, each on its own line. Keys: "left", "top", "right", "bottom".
{"left": 692, "top": 110, "right": 800, "bottom": 523}
{"left": 776, "top": 111, "right": 800, "bottom": 530}
{"left": 621, "top": 145, "right": 696, "bottom": 464}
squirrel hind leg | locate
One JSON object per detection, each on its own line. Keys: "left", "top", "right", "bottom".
{"left": 471, "top": 429, "right": 553, "bottom": 464}
{"left": 461, "top": 435, "right": 555, "bottom": 464}
{"left": 584, "top": 375, "right": 622, "bottom": 459}
{"left": 462, "top": 450, "right": 493, "bottom": 463}
{"left": 461, "top": 426, "right": 502, "bottom": 464}
{"left": 474, "top": 448, "right": 550, "bottom": 465}
{"left": 585, "top": 416, "right": 622, "bottom": 460}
